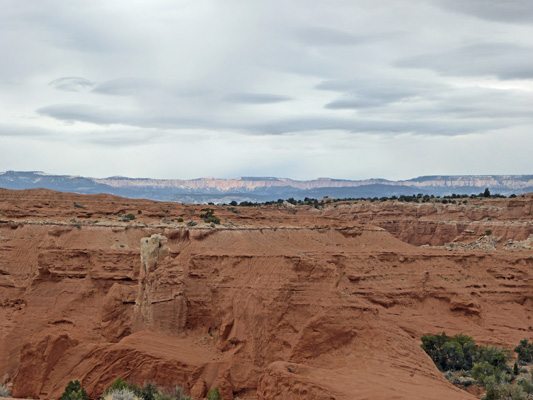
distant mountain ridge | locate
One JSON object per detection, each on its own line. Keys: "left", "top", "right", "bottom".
{"left": 1, "top": 171, "right": 532, "bottom": 203}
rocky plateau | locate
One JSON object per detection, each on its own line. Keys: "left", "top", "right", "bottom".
{"left": 1, "top": 188, "right": 533, "bottom": 399}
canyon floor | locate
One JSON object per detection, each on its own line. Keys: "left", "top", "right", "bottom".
{"left": 1, "top": 188, "right": 532, "bottom": 399}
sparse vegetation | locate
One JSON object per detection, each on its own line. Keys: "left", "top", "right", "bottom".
{"left": 515, "top": 339, "right": 533, "bottom": 363}
{"left": 123, "top": 213, "right": 136, "bottom": 221}
{"left": 103, "top": 379, "right": 192, "bottom": 400}
{"left": 227, "top": 190, "right": 511, "bottom": 208}
{"left": 103, "top": 388, "right": 140, "bottom": 400}
{"left": 187, "top": 221, "right": 197, "bottom": 226}
{"left": 206, "top": 387, "right": 222, "bottom": 400}
{"left": 0, "top": 383, "right": 11, "bottom": 398}
{"left": 200, "top": 208, "right": 220, "bottom": 224}
{"left": 60, "top": 380, "right": 87, "bottom": 400}
{"left": 422, "top": 333, "right": 533, "bottom": 399}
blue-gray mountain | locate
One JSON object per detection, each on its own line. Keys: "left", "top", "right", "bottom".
{"left": 1, "top": 171, "right": 532, "bottom": 204}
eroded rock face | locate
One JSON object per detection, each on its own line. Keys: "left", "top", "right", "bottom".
{"left": 0, "top": 189, "right": 533, "bottom": 399}
{"left": 134, "top": 234, "right": 188, "bottom": 334}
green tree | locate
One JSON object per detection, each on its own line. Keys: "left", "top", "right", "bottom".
{"left": 515, "top": 339, "right": 533, "bottom": 363}
{"left": 60, "top": 380, "right": 88, "bottom": 400}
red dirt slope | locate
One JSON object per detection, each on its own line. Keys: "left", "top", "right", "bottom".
{"left": 1, "top": 189, "right": 532, "bottom": 399}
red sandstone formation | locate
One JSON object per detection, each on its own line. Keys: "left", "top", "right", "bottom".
{"left": 1, "top": 188, "right": 532, "bottom": 399}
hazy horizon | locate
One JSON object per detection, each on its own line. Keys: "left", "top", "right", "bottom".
{"left": 2, "top": 169, "right": 533, "bottom": 182}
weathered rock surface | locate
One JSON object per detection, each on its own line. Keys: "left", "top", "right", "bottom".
{"left": 0, "top": 189, "right": 533, "bottom": 399}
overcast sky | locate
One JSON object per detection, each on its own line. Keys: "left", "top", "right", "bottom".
{"left": 1, "top": 0, "right": 532, "bottom": 180}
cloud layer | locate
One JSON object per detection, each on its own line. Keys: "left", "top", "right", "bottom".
{"left": 1, "top": 0, "right": 532, "bottom": 179}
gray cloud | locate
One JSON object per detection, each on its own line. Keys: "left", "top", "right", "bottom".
{"left": 224, "top": 93, "right": 292, "bottom": 104}
{"left": 318, "top": 78, "right": 435, "bottom": 109}
{"left": 0, "top": 124, "right": 50, "bottom": 137}
{"left": 246, "top": 116, "right": 510, "bottom": 136}
{"left": 318, "top": 77, "right": 533, "bottom": 123}
{"left": 397, "top": 43, "right": 533, "bottom": 79}
{"left": 49, "top": 77, "right": 96, "bottom": 92}
{"left": 294, "top": 27, "right": 372, "bottom": 46}
{"left": 92, "top": 78, "right": 156, "bottom": 96}
{"left": 39, "top": 100, "right": 518, "bottom": 137}
{"left": 435, "top": 0, "right": 533, "bottom": 24}
{"left": 37, "top": 103, "right": 214, "bottom": 130}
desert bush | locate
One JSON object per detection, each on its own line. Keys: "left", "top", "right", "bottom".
{"left": 477, "top": 345, "right": 512, "bottom": 371}
{"left": 422, "top": 332, "right": 519, "bottom": 400}
{"left": 472, "top": 361, "right": 500, "bottom": 384}
{"left": 444, "top": 371, "right": 460, "bottom": 384}
{"left": 206, "top": 387, "right": 222, "bottom": 400}
{"left": 141, "top": 382, "right": 158, "bottom": 400}
{"left": 104, "top": 378, "right": 143, "bottom": 398}
{"left": 515, "top": 339, "right": 533, "bottom": 363}
{"left": 140, "top": 382, "right": 192, "bottom": 400}
{"left": 421, "top": 332, "right": 477, "bottom": 371}
{"left": 123, "top": 213, "right": 135, "bottom": 221}
{"left": 103, "top": 380, "right": 194, "bottom": 400}
{"left": 153, "top": 390, "right": 192, "bottom": 400}
{"left": 488, "top": 382, "right": 527, "bottom": 400}
{"left": 518, "top": 372, "right": 533, "bottom": 396}
{"left": 60, "top": 380, "right": 87, "bottom": 400}
{"left": 200, "top": 208, "right": 220, "bottom": 225}
{"left": 444, "top": 372, "right": 476, "bottom": 387}
{"left": 103, "top": 388, "right": 141, "bottom": 400}
{"left": 422, "top": 332, "right": 512, "bottom": 374}
{"left": 0, "top": 383, "right": 11, "bottom": 398}
{"left": 168, "top": 385, "right": 193, "bottom": 400}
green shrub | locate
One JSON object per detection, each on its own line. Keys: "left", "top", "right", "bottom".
{"left": 206, "top": 387, "right": 222, "bottom": 400}
{"left": 149, "top": 385, "right": 191, "bottom": 400}
{"left": 141, "top": 382, "right": 158, "bottom": 400}
{"left": 518, "top": 372, "right": 533, "bottom": 396}
{"left": 471, "top": 361, "right": 499, "bottom": 385}
{"left": 104, "top": 378, "right": 141, "bottom": 396}
{"left": 103, "top": 388, "right": 140, "bottom": 400}
{"left": 104, "top": 379, "right": 195, "bottom": 400}
{"left": 477, "top": 345, "right": 512, "bottom": 371}
{"left": 0, "top": 383, "right": 11, "bottom": 398}
{"left": 60, "top": 380, "right": 87, "bottom": 400}
{"left": 105, "top": 378, "right": 128, "bottom": 392}
{"left": 421, "top": 332, "right": 477, "bottom": 371}
{"left": 515, "top": 339, "right": 533, "bottom": 363}
{"left": 177, "top": 217, "right": 184, "bottom": 223}
{"left": 200, "top": 208, "right": 221, "bottom": 225}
